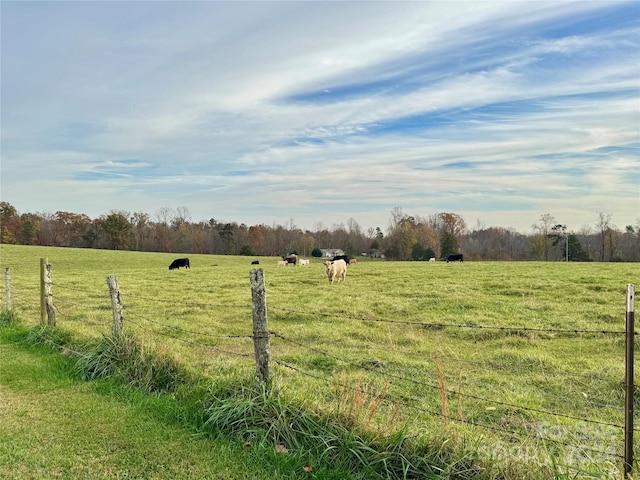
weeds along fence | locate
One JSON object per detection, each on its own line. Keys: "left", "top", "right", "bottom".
{"left": 2, "top": 262, "right": 637, "bottom": 477}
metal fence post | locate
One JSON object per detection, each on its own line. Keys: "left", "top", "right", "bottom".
{"left": 250, "top": 268, "right": 271, "bottom": 385}
{"left": 624, "top": 283, "right": 635, "bottom": 478}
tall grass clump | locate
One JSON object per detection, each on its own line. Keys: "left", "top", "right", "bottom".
{"left": 0, "top": 309, "right": 19, "bottom": 326}
{"left": 73, "top": 333, "right": 190, "bottom": 393}
{"left": 199, "top": 376, "right": 483, "bottom": 479}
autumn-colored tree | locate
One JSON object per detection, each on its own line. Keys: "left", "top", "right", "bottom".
{"left": 54, "top": 211, "right": 92, "bottom": 247}
{"left": 248, "top": 225, "right": 266, "bottom": 254}
{"left": 0, "top": 201, "right": 18, "bottom": 244}
{"left": 0, "top": 203, "right": 636, "bottom": 262}
{"left": 437, "top": 212, "right": 466, "bottom": 259}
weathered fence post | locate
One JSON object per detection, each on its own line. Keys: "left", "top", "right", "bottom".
{"left": 624, "top": 283, "right": 635, "bottom": 478}
{"left": 40, "top": 258, "right": 47, "bottom": 325}
{"left": 107, "top": 275, "right": 124, "bottom": 341}
{"left": 250, "top": 268, "right": 271, "bottom": 384}
{"left": 4, "top": 267, "right": 11, "bottom": 310}
{"left": 43, "top": 262, "right": 56, "bottom": 326}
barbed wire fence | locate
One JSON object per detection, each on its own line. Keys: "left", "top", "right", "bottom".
{"left": 1, "top": 263, "right": 636, "bottom": 476}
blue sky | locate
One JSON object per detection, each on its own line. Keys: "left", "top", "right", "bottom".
{"left": 1, "top": 1, "right": 638, "bottom": 234}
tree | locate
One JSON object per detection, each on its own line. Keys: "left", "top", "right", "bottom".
{"left": 0, "top": 201, "right": 18, "bottom": 244}
{"left": 567, "top": 234, "right": 590, "bottom": 261}
{"left": 437, "top": 212, "right": 466, "bottom": 260}
{"left": 385, "top": 211, "right": 418, "bottom": 260}
{"left": 550, "top": 224, "right": 568, "bottom": 261}
{"left": 130, "top": 212, "right": 150, "bottom": 251}
{"left": 596, "top": 212, "right": 612, "bottom": 262}
{"left": 311, "top": 247, "right": 323, "bottom": 258}
{"left": 531, "top": 214, "right": 556, "bottom": 261}
{"left": 54, "top": 211, "right": 92, "bottom": 247}
{"left": 219, "top": 223, "right": 236, "bottom": 254}
{"left": 100, "top": 211, "right": 131, "bottom": 250}
{"left": 440, "top": 232, "right": 458, "bottom": 260}
{"left": 18, "top": 213, "right": 41, "bottom": 245}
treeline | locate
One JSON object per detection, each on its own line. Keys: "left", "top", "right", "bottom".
{"left": 0, "top": 202, "right": 638, "bottom": 262}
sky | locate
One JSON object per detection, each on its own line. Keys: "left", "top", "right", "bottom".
{"left": 1, "top": 1, "right": 639, "bottom": 235}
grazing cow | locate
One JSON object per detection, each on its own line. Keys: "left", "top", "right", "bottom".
{"left": 169, "top": 258, "right": 190, "bottom": 270}
{"left": 331, "top": 255, "right": 350, "bottom": 265}
{"left": 299, "top": 259, "right": 310, "bottom": 267}
{"left": 251, "top": 260, "right": 260, "bottom": 265}
{"left": 323, "top": 259, "right": 347, "bottom": 283}
{"left": 446, "top": 254, "right": 464, "bottom": 263}
{"left": 349, "top": 259, "right": 357, "bottom": 265}
{"left": 283, "top": 254, "right": 297, "bottom": 266}
{"left": 277, "top": 260, "right": 288, "bottom": 267}
{"left": 429, "top": 257, "right": 436, "bottom": 262}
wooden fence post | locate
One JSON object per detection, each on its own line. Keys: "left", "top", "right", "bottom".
{"left": 107, "top": 275, "right": 124, "bottom": 341}
{"left": 40, "top": 258, "right": 47, "bottom": 325}
{"left": 250, "top": 268, "right": 271, "bottom": 385}
{"left": 43, "top": 262, "right": 56, "bottom": 326}
{"left": 4, "top": 267, "right": 11, "bottom": 310}
{"left": 624, "top": 283, "right": 635, "bottom": 478}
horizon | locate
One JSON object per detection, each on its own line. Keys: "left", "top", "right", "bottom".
{"left": 1, "top": 1, "right": 639, "bottom": 234}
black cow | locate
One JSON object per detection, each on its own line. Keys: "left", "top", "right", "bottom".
{"left": 251, "top": 260, "right": 260, "bottom": 265}
{"left": 446, "top": 254, "right": 464, "bottom": 263}
{"left": 331, "top": 255, "right": 350, "bottom": 265}
{"left": 169, "top": 258, "right": 190, "bottom": 270}
{"left": 283, "top": 254, "right": 297, "bottom": 265}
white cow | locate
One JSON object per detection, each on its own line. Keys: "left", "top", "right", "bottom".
{"left": 323, "top": 259, "right": 347, "bottom": 283}
{"left": 429, "top": 257, "right": 436, "bottom": 262}
{"left": 277, "top": 260, "right": 288, "bottom": 267}
{"left": 299, "top": 259, "right": 310, "bottom": 267}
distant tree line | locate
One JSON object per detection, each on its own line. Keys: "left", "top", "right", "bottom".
{"left": 0, "top": 202, "right": 638, "bottom": 262}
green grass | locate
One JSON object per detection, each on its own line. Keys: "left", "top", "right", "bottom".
{"left": 1, "top": 244, "right": 638, "bottom": 479}
{"left": 0, "top": 325, "right": 299, "bottom": 480}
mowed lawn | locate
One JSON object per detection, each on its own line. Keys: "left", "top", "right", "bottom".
{"left": 0, "top": 332, "right": 294, "bottom": 480}
{"left": 1, "top": 244, "right": 638, "bottom": 478}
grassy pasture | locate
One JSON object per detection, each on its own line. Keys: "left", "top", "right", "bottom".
{"left": 1, "top": 244, "right": 638, "bottom": 478}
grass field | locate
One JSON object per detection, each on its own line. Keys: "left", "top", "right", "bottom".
{"left": 0, "top": 329, "right": 304, "bottom": 480}
{"left": 0, "top": 244, "right": 638, "bottom": 479}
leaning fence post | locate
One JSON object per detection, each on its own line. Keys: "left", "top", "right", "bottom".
{"left": 250, "top": 268, "right": 271, "bottom": 384}
{"left": 43, "top": 262, "right": 56, "bottom": 326}
{"left": 4, "top": 267, "right": 11, "bottom": 310}
{"left": 107, "top": 275, "right": 124, "bottom": 341}
{"left": 624, "top": 284, "right": 635, "bottom": 478}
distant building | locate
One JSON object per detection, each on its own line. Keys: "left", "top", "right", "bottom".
{"left": 320, "top": 248, "right": 345, "bottom": 258}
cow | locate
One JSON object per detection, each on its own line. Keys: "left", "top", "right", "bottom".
{"left": 429, "top": 257, "right": 436, "bottom": 262}
{"left": 169, "top": 258, "right": 190, "bottom": 270}
{"left": 283, "top": 254, "right": 297, "bottom": 266}
{"left": 446, "top": 254, "right": 464, "bottom": 263}
{"left": 299, "top": 259, "right": 310, "bottom": 267}
{"left": 251, "top": 260, "right": 260, "bottom": 265}
{"left": 349, "top": 259, "right": 357, "bottom": 265}
{"left": 323, "top": 259, "right": 347, "bottom": 283}
{"left": 331, "top": 255, "right": 350, "bottom": 265}
{"left": 277, "top": 260, "right": 288, "bottom": 267}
